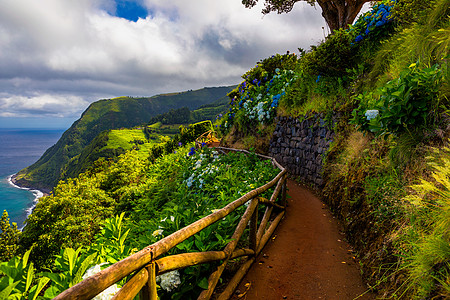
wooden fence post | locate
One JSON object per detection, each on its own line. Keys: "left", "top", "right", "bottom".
{"left": 141, "top": 262, "right": 158, "bottom": 300}
{"left": 249, "top": 199, "right": 258, "bottom": 252}
{"left": 282, "top": 175, "right": 287, "bottom": 209}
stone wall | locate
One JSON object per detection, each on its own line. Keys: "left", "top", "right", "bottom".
{"left": 268, "top": 114, "right": 336, "bottom": 187}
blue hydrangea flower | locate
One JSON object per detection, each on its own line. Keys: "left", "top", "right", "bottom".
{"left": 365, "top": 109, "right": 379, "bottom": 121}
{"left": 188, "top": 147, "right": 196, "bottom": 156}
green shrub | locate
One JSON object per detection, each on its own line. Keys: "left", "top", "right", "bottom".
{"left": 0, "top": 210, "right": 21, "bottom": 262}
{"left": 351, "top": 64, "right": 443, "bottom": 135}
{"left": 369, "top": 0, "right": 450, "bottom": 82}
{"left": 280, "top": 73, "right": 314, "bottom": 111}
{"left": 392, "top": 0, "right": 434, "bottom": 26}
{"left": 396, "top": 146, "right": 450, "bottom": 298}
{"left": 299, "top": 29, "right": 356, "bottom": 78}
{"left": 0, "top": 249, "right": 49, "bottom": 300}
{"left": 19, "top": 174, "right": 116, "bottom": 269}
{"left": 219, "top": 54, "right": 298, "bottom": 135}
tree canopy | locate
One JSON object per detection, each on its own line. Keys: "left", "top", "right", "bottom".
{"left": 242, "top": 0, "right": 372, "bottom": 32}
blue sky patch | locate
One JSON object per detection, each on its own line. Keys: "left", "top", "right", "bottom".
{"left": 112, "top": 0, "right": 148, "bottom": 22}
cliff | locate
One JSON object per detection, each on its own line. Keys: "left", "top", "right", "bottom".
{"left": 14, "top": 86, "right": 234, "bottom": 191}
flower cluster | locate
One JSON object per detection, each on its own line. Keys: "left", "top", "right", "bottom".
{"left": 152, "top": 229, "right": 164, "bottom": 237}
{"left": 83, "top": 264, "right": 120, "bottom": 300}
{"left": 188, "top": 147, "right": 196, "bottom": 156}
{"left": 156, "top": 270, "right": 181, "bottom": 292}
{"left": 365, "top": 109, "right": 379, "bottom": 121}
{"left": 184, "top": 150, "right": 221, "bottom": 189}
{"left": 352, "top": 0, "right": 395, "bottom": 43}
{"left": 224, "top": 68, "right": 296, "bottom": 128}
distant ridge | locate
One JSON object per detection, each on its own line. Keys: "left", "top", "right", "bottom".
{"left": 13, "top": 86, "right": 235, "bottom": 191}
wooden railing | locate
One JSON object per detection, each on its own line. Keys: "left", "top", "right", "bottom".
{"left": 55, "top": 147, "right": 287, "bottom": 300}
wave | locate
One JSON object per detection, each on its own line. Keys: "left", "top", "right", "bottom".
{"left": 7, "top": 174, "right": 44, "bottom": 230}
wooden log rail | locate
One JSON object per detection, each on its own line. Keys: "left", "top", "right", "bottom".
{"left": 55, "top": 147, "right": 287, "bottom": 300}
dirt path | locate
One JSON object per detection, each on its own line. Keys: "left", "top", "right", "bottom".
{"left": 231, "top": 180, "right": 375, "bottom": 300}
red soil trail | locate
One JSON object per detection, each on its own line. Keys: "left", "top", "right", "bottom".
{"left": 231, "top": 179, "right": 375, "bottom": 300}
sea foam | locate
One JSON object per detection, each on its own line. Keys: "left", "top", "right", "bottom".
{"left": 7, "top": 174, "right": 44, "bottom": 230}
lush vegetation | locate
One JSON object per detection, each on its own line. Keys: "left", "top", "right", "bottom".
{"left": 61, "top": 128, "right": 166, "bottom": 180}
{"left": 217, "top": 0, "right": 449, "bottom": 298}
{"left": 17, "top": 121, "right": 212, "bottom": 268}
{"left": 0, "top": 143, "right": 279, "bottom": 299}
{"left": 148, "top": 94, "right": 231, "bottom": 126}
{"left": 0, "top": 211, "right": 21, "bottom": 262}
{"left": 14, "top": 86, "right": 234, "bottom": 191}
{"left": 1, "top": 0, "right": 449, "bottom": 298}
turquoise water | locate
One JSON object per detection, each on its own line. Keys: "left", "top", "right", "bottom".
{"left": 0, "top": 129, "right": 64, "bottom": 228}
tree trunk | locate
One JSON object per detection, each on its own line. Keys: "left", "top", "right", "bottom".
{"left": 317, "top": 0, "right": 369, "bottom": 32}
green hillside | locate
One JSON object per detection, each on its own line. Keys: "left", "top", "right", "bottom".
{"left": 13, "top": 86, "right": 234, "bottom": 191}
{"left": 61, "top": 128, "right": 168, "bottom": 179}
{"left": 60, "top": 94, "right": 231, "bottom": 181}
{"left": 1, "top": 0, "right": 449, "bottom": 299}
{"left": 147, "top": 95, "right": 230, "bottom": 125}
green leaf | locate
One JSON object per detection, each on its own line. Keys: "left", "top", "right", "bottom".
{"left": 64, "top": 248, "right": 77, "bottom": 276}
{"left": 41, "top": 272, "right": 61, "bottom": 283}
{"left": 73, "top": 253, "right": 97, "bottom": 285}
{"left": 198, "top": 277, "right": 209, "bottom": 289}
{"left": 0, "top": 263, "right": 20, "bottom": 281}
{"left": 194, "top": 238, "right": 204, "bottom": 251}
{"left": 22, "top": 249, "right": 31, "bottom": 268}
{"left": 119, "top": 229, "right": 130, "bottom": 248}
{"left": 0, "top": 281, "right": 19, "bottom": 299}
{"left": 43, "top": 285, "right": 60, "bottom": 299}
{"left": 28, "top": 277, "right": 50, "bottom": 300}
{"left": 25, "top": 262, "right": 35, "bottom": 292}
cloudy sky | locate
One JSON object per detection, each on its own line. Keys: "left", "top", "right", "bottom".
{"left": 0, "top": 0, "right": 332, "bottom": 128}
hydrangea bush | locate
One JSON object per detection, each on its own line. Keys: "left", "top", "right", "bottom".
{"left": 157, "top": 270, "right": 181, "bottom": 292}
{"left": 129, "top": 146, "right": 280, "bottom": 299}
{"left": 350, "top": 63, "right": 443, "bottom": 135}
{"left": 221, "top": 68, "right": 297, "bottom": 130}
{"left": 351, "top": 0, "right": 396, "bottom": 43}
{"left": 217, "top": 54, "right": 298, "bottom": 132}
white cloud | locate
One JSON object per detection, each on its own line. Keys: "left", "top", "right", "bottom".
{"left": 0, "top": 93, "right": 89, "bottom": 117}
{"left": 0, "top": 0, "right": 326, "bottom": 121}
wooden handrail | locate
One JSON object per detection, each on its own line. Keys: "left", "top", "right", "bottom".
{"left": 55, "top": 148, "right": 287, "bottom": 300}
{"left": 156, "top": 248, "right": 255, "bottom": 275}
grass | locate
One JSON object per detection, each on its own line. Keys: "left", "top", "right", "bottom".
{"left": 149, "top": 122, "right": 162, "bottom": 129}
{"left": 369, "top": 0, "right": 450, "bottom": 86}
{"left": 102, "top": 129, "right": 168, "bottom": 160}
{"left": 395, "top": 146, "right": 450, "bottom": 298}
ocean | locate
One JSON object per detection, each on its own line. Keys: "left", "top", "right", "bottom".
{"left": 0, "top": 129, "right": 64, "bottom": 229}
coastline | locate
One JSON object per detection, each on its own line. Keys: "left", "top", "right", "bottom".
{"left": 8, "top": 174, "right": 48, "bottom": 230}
{"left": 9, "top": 173, "right": 51, "bottom": 195}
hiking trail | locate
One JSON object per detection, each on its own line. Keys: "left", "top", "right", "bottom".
{"left": 231, "top": 179, "right": 375, "bottom": 300}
